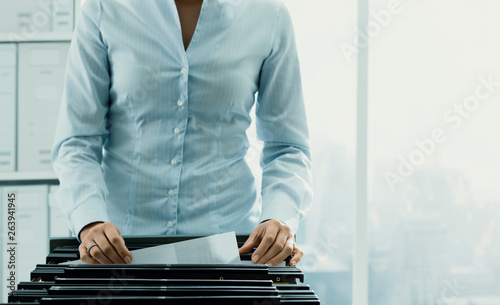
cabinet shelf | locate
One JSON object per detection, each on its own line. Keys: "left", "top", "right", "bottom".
{"left": 0, "top": 32, "right": 73, "bottom": 43}
{"left": 0, "top": 171, "right": 59, "bottom": 185}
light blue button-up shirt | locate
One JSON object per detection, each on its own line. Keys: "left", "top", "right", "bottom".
{"left": 52, "top": 0, "right": 313, "bottom": 240}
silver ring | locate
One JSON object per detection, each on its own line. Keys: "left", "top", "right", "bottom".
{"left": 86, "top": 243, "right": 97, "bottom": 258}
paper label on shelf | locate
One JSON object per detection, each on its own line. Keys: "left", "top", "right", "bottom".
{"left": 30, "top": 50, "right": 60, "bottom": 66}
{"left": 36, "top": 85, "right": 59, "bottom": 100}
{"left": 0, "top": 51, "right": 16, "bottom": 66}
{"left": 52, "top": 0, "right": 75, "bottom": 32}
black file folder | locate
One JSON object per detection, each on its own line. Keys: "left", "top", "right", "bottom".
{"left": 3, "top": 235, "right": 320, "bottom": 305}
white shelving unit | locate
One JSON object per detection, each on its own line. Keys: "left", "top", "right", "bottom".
{"left": 0, "top": 0, "right": 83, "bottom": 185}
{"left": 0, "top": 2, "right": 83, "bottom": 299}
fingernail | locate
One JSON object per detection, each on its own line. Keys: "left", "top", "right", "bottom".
{"left": 266, "top": 262, "right": 273, "bottom": 266}
{"left": 252, "top": 255, "right": 259, "bottom": 263}
{"left": 291, "top": 260, "right": 296, "bottom": 265}
{"left": 125, "top": 256, "right": 132, "bottom": 264}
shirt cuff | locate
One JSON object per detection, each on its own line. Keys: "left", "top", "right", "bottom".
{"left": 259, "top": 206, "right": 300, "bottom": 236}
{"left": 70, "top": 202, "right": 110, "bottom": 243}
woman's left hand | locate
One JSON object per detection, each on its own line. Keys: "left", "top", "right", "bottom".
{"left": 238, "top": 219, "right": 304, "bottom": 266}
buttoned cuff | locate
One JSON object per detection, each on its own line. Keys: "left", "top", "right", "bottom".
{"left": 70, "top": 202, "right": 110, "bottom": 243}
{"left": 259, "top": 206, "right": 300, "bottom": 236}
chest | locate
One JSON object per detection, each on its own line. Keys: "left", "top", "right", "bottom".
{"left": 102, "top": 0, "right": 274, "bottom": 120}
{"left": 174, "top": 0, "right": 203, "bottom": 51}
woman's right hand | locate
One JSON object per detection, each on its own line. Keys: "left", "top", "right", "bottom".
{"left": 79, "top": 222, "right": 132, "bottom": 264}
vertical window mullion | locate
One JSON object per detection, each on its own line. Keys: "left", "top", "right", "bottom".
{"left": 353, "top": 0, "right": 369, "bottom": 304}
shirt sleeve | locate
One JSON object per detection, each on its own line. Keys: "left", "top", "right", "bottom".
{"left": 256, "top": 2, "right": 313, "bottom": 236}
{"left": 51, "top": 0, "right": 111, "bottom": 241}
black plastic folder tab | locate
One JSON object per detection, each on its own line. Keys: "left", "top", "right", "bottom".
{"left": 3, "top": 235, "right": 320, "bottom": 305}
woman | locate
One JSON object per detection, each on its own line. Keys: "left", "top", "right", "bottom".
{"left": 52, "top": 0, "right": 312, "bottom": 266}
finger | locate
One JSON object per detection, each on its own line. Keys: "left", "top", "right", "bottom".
{"left": 79, "top": 243, "right": 100, "bottom": 264}
{"left": 90, "top": 243, "right": 115, "bottom": 264}
{"left": 264, "top": 236, "right": 294, "bottom": 266}
{"left": 252, "top": 226, "right": 279, "bottom": 264}
{"left": 256, "top": 227, "right": 291, "bottom": 264}
{"left": 103, "top": 224, "right": 132, "bottom": 264}
{"left": 94, "top": 234, "right": 125, "bottom": 264}
{"left": 239, "top": 231, "right": 258, "bottom": 255}
{"left": 87, "top": 240, "right": 114, "bottom": 264}
{"left": 290, "top": 245, "right": 304, "bottom": 266}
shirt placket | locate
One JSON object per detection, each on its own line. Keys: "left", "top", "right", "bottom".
{"left": 167, "top": 64, "right": 189, "bottom": 234}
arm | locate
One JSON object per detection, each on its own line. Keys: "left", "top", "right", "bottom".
{"left": 51, "top": 0, "right": 130, "bottom": 264}
{"left": 239, "top": 3, "right": 313, "bottom": 266}
{"left": 256, "top": 3, "right": 313, "bottom": 234}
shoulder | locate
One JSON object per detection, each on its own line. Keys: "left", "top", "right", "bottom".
{"left": 240, "top": 0, "right": 294, "bottom": 29}
{"left": 238, "top": 0, "right": 287, "bottom": 16}
{"left": 80, "top": 0, "right": 102, "bottom": 17}
{"left": 242, "top": 0, "right": 284, "bottom": 10}
{"left": 82, "top": 0, "right": 140, "bottom": 16}
{"left": 236, "top": 0, "right": 292, "bottom": 29}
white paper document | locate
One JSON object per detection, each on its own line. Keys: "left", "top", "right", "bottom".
{"left": 62, "top": 232, "right": 241, "bottom": 265}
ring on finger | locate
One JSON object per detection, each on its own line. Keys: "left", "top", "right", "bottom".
{"left": 87, "top": 243, "right": 98, "bottom": 258}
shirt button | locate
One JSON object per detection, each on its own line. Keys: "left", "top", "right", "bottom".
{"left": 168, "top": 189, "right": 174, "bottom": 196}
{"left": 177, "top": 99, "right": 184, "bottom": 106}
{"left": 180, "top": 67, "right": 187, "bottom": 74}
{"left": 171, "top": 159, "right": 178, "bottom": 165}
{"left": 167, "top": 221, "right": 173, "bottom": 228}
{"left": 174, "top": 127, "right": 180, "bottom": 134}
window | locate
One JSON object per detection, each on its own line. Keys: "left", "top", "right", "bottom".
{"left": 368, "top": 0, "right": 500, "bottom": 303}
{"left": 278, "top": 0, "right": 500, "bottom": 303}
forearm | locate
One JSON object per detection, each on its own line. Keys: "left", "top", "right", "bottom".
{"left": 52, "top": 136, "right": 111, "bottom": 241}
{"left": 259, "top": 143, "right": 313, "bottom": 235}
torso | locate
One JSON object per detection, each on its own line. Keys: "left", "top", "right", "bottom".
{"left": 96, "top": 0, "right": 291, "bottom": 235}
{"left": 174, "top": 0, "right": 203, "bottom": 51}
